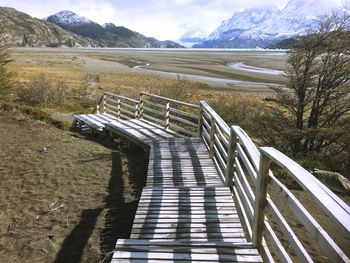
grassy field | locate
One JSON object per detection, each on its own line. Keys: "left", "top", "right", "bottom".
{"left": 8, "top": 48, "right": 288, "bottom": 95}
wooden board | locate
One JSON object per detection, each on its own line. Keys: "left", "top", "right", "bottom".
{"left": 112, "top": 239, "right": 262, "bottom": 262}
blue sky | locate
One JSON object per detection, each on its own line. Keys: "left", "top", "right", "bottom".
{"left": 0, "top": 0, "right": 345, "bottom": 40}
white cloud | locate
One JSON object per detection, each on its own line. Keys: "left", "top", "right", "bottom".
{"left": 4, "top": 0, "right": 344, "bottom": 40}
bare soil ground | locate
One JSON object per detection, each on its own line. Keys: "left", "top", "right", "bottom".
{"left": 0, "top": 111, "right": 148, "bottom": 263}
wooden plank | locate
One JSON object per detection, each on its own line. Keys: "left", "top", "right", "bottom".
{"left": 132, "top": 217, "right": 242, "bottom": 224}
{"left": 252, "top": 152, "right": 270, "bottom": 248}
{"left": 119, "top": 100, "right": 137, "bottom": 110}
{"left": 120, "top": 107, "right": 136, "bottom": 117}
{"left": 212, "top": 156, "right": 225, "bottom": 184}
{"left": 104, "top": 92, "right": 139, "bottom": 103}
{"left": 113, "top": 251, "right": 261, "bottom": 262}
{"left": 214, "top": 133, "right": 228, "bottom": 160}
{"left": 225, "top": 128, "right": 236, "bottom": 187}
{"left": 213, "top": 144, "right": 227, "bottom": 171}
{"left": 261, "top": 147, "right": 350, "bottom": 236}
{"left": 116, "top": 239, "right": 255, "bottom": 248}
{"left": 141, "top": 92, "right": 199, "bottom": 109}
{"left": 203, "top": 116, "right": 210, "bottom": 131}
{"left": 137, "top": 196, "right": 234, "bottom": 201}
{"left": 131, "top": 223, "right": 244, "bottom": 229}
{"left": 236, "top": 144, "right": 257, "bottom": 181}
{"left": 233, "top": 172, "right": 253, "bottom": 221}
{"left": 263, "top": 222, "right": 293, "bottom": 263}
{"left": 170, "top": 107, "right": 198, "bottom": 120}
{"left": 116, "top": 245, "right": 256, "bottom": 255}
{"left": 143, "top": 105, "right": 164, "bottom": 116}
{"left": 269, "top": 175, "right": 350, "bottom": 262}
{"left": 143, "top": 99, "right": 166, "bottom": 109}
{"left": 131, "top": 231, "right": 246, "bottom": 238}
{"left": 169, "top": 115, "right": 198, "bottom": 128}
{"left": 214, "top": 122, "right": 229, "bottom": 147}
{"left": 143, "top": 113, "right": 165, "bottom": 125}
{"left": 266, "top": 200, "right": 313, "bottom": 262}
{"left": 168, "top": 123, "right": 197, "bottom": 137}
{"left": 232, "top": 186, "right": 252, "bottom": 240}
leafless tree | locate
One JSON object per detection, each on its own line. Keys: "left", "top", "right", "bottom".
{"left": 258, "top": 14, "right": 350, "bottom": 174}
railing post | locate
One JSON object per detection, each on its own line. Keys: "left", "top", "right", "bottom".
{"left": 139, "top": 93, "right": 144, "bottom": 119}
{"left": 252, "top": 151, "right": 271, "bottom": 249}
{"left": 96, "top": 103, "right": 100, "bottom": 114}
{"left": 117, "top": 99, "right": 121, "bottom": 118}
{"left": 134, "top": 104, "right": 139, "bottom": 119}
{"left": 165, "top": 102, "right": 170, "bottom": 129}
{"left": 198, "top": 102, "right": 204, "bottom": 136}
{"left": 209, "top": 118, "right": 216, "bottom": 158}
{"left": 225, "top": 127, "right": 237, "bottom": 187}
{"left": 102, "top": 93, "right": 107, "bottom": 113}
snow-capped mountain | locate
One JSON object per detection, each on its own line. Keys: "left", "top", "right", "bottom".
{"left": 45, "top": 10, "right": 92, "bottom": 26}
{"left": 208, "top": 5, "right": 280, "bottom": 41}
{"left": 195, "top": 0, "right": 348, "bottom": 48}
{"left": 45, "top": 10, "right": 184, "bottom": 48}
{"left": 178, "top": 30, "right": 207, "bottom": 47}
{"left": 0, "top": 7, "right": 101, "bottom": 47}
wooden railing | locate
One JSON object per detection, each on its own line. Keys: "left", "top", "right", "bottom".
{"left": 138, "top": 92, "right": 199, "bottom": 136}
{"left": 94, "top": 91, "right": 350, "bottom": 262}
{"left": 96, "top": 92, "right": 139, "bottom": 119}
{"left": 199, "top": 101, "right": 350, "bottom": 263}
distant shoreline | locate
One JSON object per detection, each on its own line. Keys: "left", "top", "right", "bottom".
{"left": 10, "top": 47, "right": 288, "bottom": 52}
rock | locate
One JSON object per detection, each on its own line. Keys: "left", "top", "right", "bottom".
{"left": 312, "top": 169, "right": 350, "bottom": 195}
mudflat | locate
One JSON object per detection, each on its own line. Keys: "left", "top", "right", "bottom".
{"left": 9, "top": 48, "right": 288, "bottom": 94}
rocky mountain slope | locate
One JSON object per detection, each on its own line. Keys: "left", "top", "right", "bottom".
{"left": 195, "top": 0, "right": 348, "bottom": 48}
{"left": 45, "top": 10, "right": 183, "bottom": 48}
{"left": 0, "top": 7, "right": 101, "bottom": 47}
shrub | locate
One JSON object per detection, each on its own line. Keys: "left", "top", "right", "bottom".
{"left": 17, "top": 73, "right": 68, "bottom": 106}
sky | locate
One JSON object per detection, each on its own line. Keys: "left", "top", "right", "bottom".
{"left": 0, "top": 0, "right": 346, "bottom": 40}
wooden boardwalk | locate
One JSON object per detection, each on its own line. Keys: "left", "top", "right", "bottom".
{"left": 106, "top": 120, "right": 261, "bottom": 262}
{"left": 105, "top": 119, "right": 261, "bottom": 262}
{"left": 72, "top": 91, "right": 350, "bottom": 262}
{"left": 73, "top": 113, "right": 261, "bottom": 262}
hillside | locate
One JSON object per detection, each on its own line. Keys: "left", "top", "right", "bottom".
{"left": 0, "top": 7, "right": 101, "bottom": 47}
{"left": 267, "top": 37, "right": 300, "bottom": 49}
{"left": 45, "top": 11, "right": 184, "bottom": 48}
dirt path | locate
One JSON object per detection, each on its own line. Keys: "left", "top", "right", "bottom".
{"left": 0, "top": 113, "right": 148, "bottom": 262}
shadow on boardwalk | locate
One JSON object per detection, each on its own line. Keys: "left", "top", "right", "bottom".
{"left": 54, "top": 134, "right": 148, "bottom": 263}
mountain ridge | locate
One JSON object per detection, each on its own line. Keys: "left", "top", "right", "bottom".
{"left": 0, "top": 7, "right": 101, "bottom": 47}
{"left": 0, "top": 7, "right": 183, "bottom": 48}
{"left": 45, "top": 10, "right": 184, "bottom": 48}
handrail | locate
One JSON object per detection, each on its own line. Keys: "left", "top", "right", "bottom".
{"left": 139, "top": 92, "right": 199, "bottom": 136}
{"left": 140, "top": 92, "right": 199, "bottom": 109}
{"left": 92, "top": 91, "right": 350, "bottom": 262}
{"left": 104, "top": 92, "right": 139, "bottom": 103}
{"left": 261, "top": 147, "right": 350, "bottom": 235}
